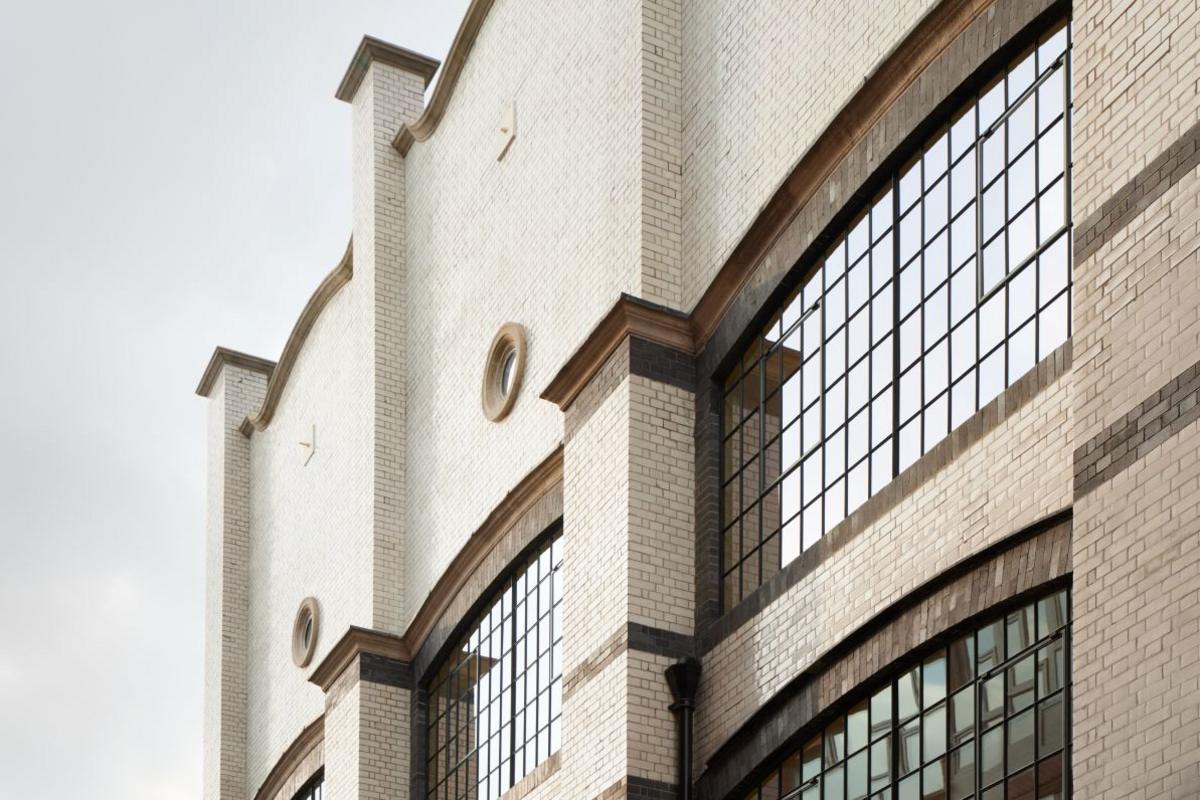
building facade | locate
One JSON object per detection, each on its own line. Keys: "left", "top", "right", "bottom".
{"left": 197, "top": 1, "right": 1200, "bottom": 799}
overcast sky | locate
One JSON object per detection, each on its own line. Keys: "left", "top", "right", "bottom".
{"left": 0, "top": 2, "right": 467, "bottom": 797}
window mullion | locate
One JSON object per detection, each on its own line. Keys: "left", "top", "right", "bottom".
{"left": 891, "top": 175, "right": 902, "bottom": 483}
{"left": 508, "top": 579, "right": 518, "bottom": 793}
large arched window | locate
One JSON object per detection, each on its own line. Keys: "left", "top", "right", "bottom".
{"left": 746, "top": 586, "right": 1070, "bottom": 800}
{"left": 426, "top": 534, "right": 564, "bottom": 800}
{"left": 721, "top": 23, "right": 1072, "bottom": 607}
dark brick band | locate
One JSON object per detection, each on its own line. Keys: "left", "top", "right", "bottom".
{"left": 565, "top": 623, "right": 696, "bottom": 699}
{"left": 696, "top": 513, "right": 1072, "bottom": 800}
{"left": 628, "top": 776, "right": 679, "bottom": 800}
{"left": 628, "top": 622, "right": 694, "bottom": 661}
{"left": 629, "top": 335, "right": 696, "bottom": 394}
{"left": 1074, "top": 358, "right": 1200, "bottom": 498}
{"left": 594, "top": 775, "right": 680, "bottom": 800}
{"left": 359, "top": 652, "right": 412, "bottom": 689}
{"left": 1075, "top": 117, "right": 1200, "bottom": 264}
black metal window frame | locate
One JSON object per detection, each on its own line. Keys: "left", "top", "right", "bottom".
{"left": 745, "top": 586, "right": 1072, "bottom": 800}
{"left": 719, "top": 23, "right": 1073, "bottom": 611}
{"left": 425, "top": 534, "right": 564, "bottom": 800}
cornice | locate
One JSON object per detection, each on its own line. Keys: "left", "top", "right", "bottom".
{"left": 540, "top": 295, "right": 694, "bottom": 411}
{"left": 308, "top": 626, "right": 410, "bottom": 693}
{"left": 195, "top": 347, "right": 276, "bottom": 398}
{"left": 392, "top": 0, "right": 496, "bottom": 156}
{"left": 688, "top": 0, "right": 994, "bottom": 348}
{"left": 335, "top": 35, "right": 440, "bottom": 103}
{"left": 241, "top": 240, "right": 353, "bottom": 437}
{"left": 253, "top": 714, "right": 323, "bottom": 800}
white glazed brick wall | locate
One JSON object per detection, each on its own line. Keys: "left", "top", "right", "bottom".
{"left": 679, "top": 0, "right": 935, "bottom": 312}
{"left": 627, "top": 650, "right": 678, "bottom": 787}
{"left": 246, "top": 283, "right": 372, "bottom": 793}
{"left": 204, "top": 366, "right": 268, "bottom": 800}
{"left": 325, "top": 668, "right": 361, "bottom": 800}
{"left": 403, "top": 0, "right": 644, "bottom": 630}
{"left": 695, "top": 372, "right": 1074, "bottom": 771}
{"left": 1073, "top": 418, "right": 1200, "bottom": 800}
{"left": 629, "top": 374, "right": 694, "bottom": 636}
{"left": 1073, "top": 0, "right": 1200, "bottom": 222}
{"left": 563, "top": 346, "right": 633, "bottom": 675}
{"left": 323, "top": 660, "right": 410, "bottom": 800}
{"left": 1071, "top": 0, "right": 1200, "bottom": 446}
{"left": 352, "top": 63, "right": 426, "bottom": 635}
{"left": 243, "top": 59, "right": 426, "bottom": 794}
{"left": 641, "top": 0, "right": 684, "bottom": 308}
{"left": 1071, "top": 170, "right": 1200, "bottom": 446}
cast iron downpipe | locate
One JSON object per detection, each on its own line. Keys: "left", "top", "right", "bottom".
{"left": 665, "top": 656, "right": 702, "bottom": 800}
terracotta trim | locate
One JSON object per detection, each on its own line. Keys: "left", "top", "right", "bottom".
{"left": 241, "top": 240, "right": 353, "bottom": 437}
{"left": 541, "top": 294, "right": 694, "bottom": 411}
{"left": 393, "top": 0, "right": 497, "bottom": 156}
{"left": 195, "top": 346, "right": 276, "bottom": 397}
{"left": 335, "top": 35, "right": 440, "bottom": 103}
{"left": 406, "top": 446, "right": 563, "bottom": 656}
{"left": 308, "top": 626, "right": 410, "bottom": 692}
{"left": 253, "top": 714, "right": 324, "bottom": 800}
{"left": 688, "top": 0, "right": 995, "bottom": 348}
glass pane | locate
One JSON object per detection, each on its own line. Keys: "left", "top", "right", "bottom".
{"left": 949, "top": 744, "right": 975, "bottom": 800}
{"left": 848, "top": 750, "right": 869, "bottom": 800}
{"left": 783, "top": 752, "right": 803, "bottom": 794}
{"left": 922, "top": 759, "right": 946, "bottom": 800}
{"left": 1036, "top": 752, "right": 1064, "bottom": 800}
{"left": 848, "top": 699, "right": 870, "bottom": 754}
{"left": 1008, "top": 654, "right": 1036, "bottom": 714}
{"left": 825, "top": 765, "right": 845, "bottom": 800}
{"left": 950, "top": 688, "right": 974, "bottom": 747}
{"left": 871, "top": 684, "right": 893, "bottom": 741}
{"left": 923, "top": 704, "right": 947, "bottom": 762}
{"left": 826, "top": 717, "right": 846, "bottom": 765}
{"left": 803, "top": 735, "right": 823, "bottom": 780}
{"left": 1008, "top": 708, "right": 1035, "bottom": 773}
{"left": 1037, "top": 693, "right": 1064, "bottom": 755}
{"left": 1008, "top": 604, "right": 1037, "bottom": 655}
{"left": 871, "top": 736, "right": 892, "bottom": 791}
{"left": 981, "top": 725, "right": 1004, "bottom": 788}
{"left": 1007, "top": 767, "right": 1036, "bottom": 800}
{"left": 899, "top": 717, "right": 921, "bottom": 776}
{"left": 924, "top": 654, "right": 948, "bottom": 708}
{"left": 981, "top": 673, "right": 1005, "bottom": 729}
{"left": 1037, "top": 591, "right": 1069, "bottom": 638}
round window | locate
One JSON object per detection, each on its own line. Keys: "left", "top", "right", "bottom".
{"left": 291, "top": 597, "right": 319, "bottom": 668}
{"left": 482, "top": 323, "right": 527, "bottom": 422}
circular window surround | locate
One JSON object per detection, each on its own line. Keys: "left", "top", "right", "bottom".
{"left": 291, "top": 597, "right": 320, "bottom": 668}
{"left": 482, "top": 323, "right": 527, "bottom": 422}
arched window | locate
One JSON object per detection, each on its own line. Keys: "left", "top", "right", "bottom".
{"left": 746, "top": 587, "right": 1070, "bottom": 800}
{"left": 721, "top": 23, "right": 1072, "bottom": 607}
{"left": 426, "top": 534, "right": 564, "bottom": 800}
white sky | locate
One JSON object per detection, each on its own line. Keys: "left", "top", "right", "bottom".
{"left": 0, "top": 2, "right": 468, "bottom": 797}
